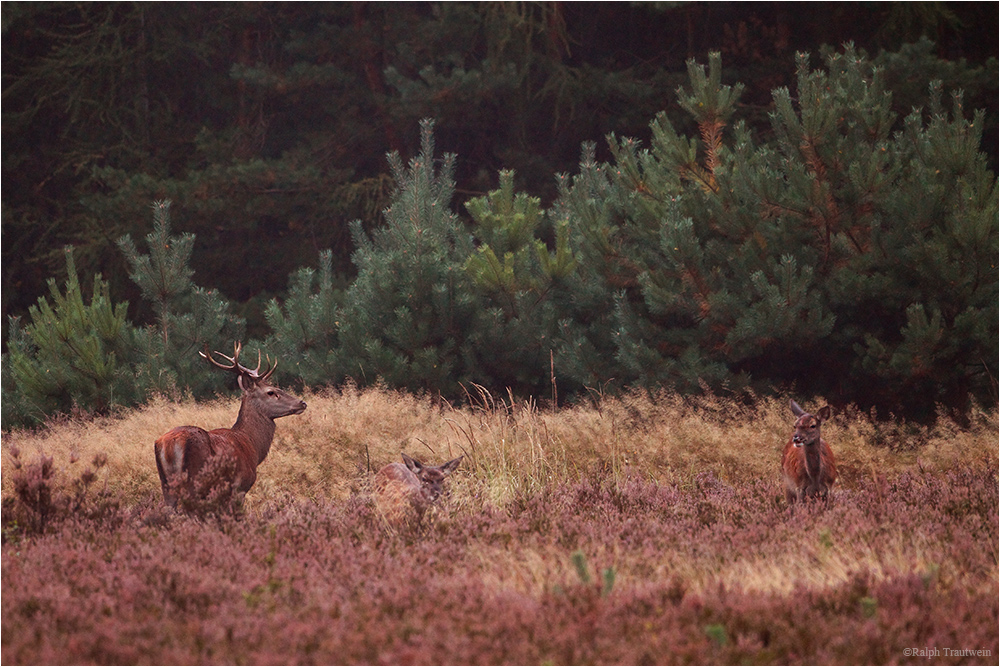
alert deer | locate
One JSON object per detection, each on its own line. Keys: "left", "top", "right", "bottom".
{"left": 374, "top": 453, "right": 463, "bottom": 525}
{"left": 154, "top": 342, "right": 306, "bottom": 508}
{"left": 781, "top": 399, "right": 837, "bottom": 504}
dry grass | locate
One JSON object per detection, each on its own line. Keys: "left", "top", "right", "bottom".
{"left": 3, "top": 385, "right": 996, "bottom": 512}
{"left": 4, "top": 386, "right": 995, "bottom": 598}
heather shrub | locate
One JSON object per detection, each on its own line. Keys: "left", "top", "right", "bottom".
{"left": 2, "top": 387, "right": 997, "bottom": 664}
{"left": 162, "top": 452, "right": 245, "bottom": 519}
{"left": 4, "top": 464, "right": 995, "bottom": 664}
{"left": 2, "top": 446, "right": 117, "bottom": 538}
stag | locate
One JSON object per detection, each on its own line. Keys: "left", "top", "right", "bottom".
{"left": 781, "top": 399, "right": 837, "bottom": 504}
{"left": 374, "top": 453, "right": 463, "bottom": 525}
{"left": 154, "top": 342, "right": 306, "bottom": 507}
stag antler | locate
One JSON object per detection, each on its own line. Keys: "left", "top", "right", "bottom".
{"left": 200, "top": 341, "right": 277, "bottom": 382}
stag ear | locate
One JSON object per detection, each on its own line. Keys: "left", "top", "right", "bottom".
{"left": 439, "top": 456, "right": 463, "bottom": 475}
{"left": 816, "top": 406, "right": 832, "bottom": 422}
{"left": 401, "top": 453, "right": 423, "bottom": 473}
{"left": 790, "top": 399, "right": 805, "bottom": 417}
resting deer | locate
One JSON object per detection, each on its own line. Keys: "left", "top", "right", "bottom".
{"left": 374, "top": 453, "right": 463, "bottom": 525}
{"left": 154, "top": 342, "right": 306, "bottom": 508}
{"left": 781, "top": 399, "right": 837, "bottom": 504}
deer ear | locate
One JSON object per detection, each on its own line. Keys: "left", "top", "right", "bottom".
{"left": 401, "top": 453, "right": 422, "bottom": 473}
{"left": 790, "top": 400, "right": 805, "bottom": 416}
{"left": 238, "top": 374, "right": 259, "bottom": 393}
{"left": 817, "top": 406, "right": 832, "bottom": 422}
{"left": 439, "top": 456, "right": 463, "bottom": 475}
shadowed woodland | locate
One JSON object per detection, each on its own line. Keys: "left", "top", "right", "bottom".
{"left": 2, "top": 3, "right": 997, "bottom": 426}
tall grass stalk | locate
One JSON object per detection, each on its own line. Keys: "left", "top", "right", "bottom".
{"left": 445, "top": 385, "right": 562, "bottom": 507}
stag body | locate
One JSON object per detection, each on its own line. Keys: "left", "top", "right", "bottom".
{"left": 374, "top": 453, "right": 463, "bottom": 524}
{"left": 781, "top": 399, "right": 836, "bottom": 504}
{"left": 155, "top": 342, "right": 306, "bottom": 507}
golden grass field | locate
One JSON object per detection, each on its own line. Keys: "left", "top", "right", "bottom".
{"left": 3, "top": 384, "right": 997, "bottom": 601}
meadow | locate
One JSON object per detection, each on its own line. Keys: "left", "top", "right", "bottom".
{"left": 2, "top": 385, "right": 997, "bottom": 664}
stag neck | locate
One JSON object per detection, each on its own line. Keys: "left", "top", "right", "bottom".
{"left": 233, "top": 397, "right": 278, "bottom": 465}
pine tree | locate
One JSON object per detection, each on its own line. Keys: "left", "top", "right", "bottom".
{"left": 732, "top": 47, "right": 997, "bottom": 413}
{"left": 117, "top": 201, "right": 245, "bottom": 397}
{"left": 2, "top": 247, "right": 143, "bottom": 425}
{"left": 263, "top": 249, "right": 345, "bottom": 387}
{"left": 464, "top": 169, "right": 577, "bottom": 398}
{"left": 554, "top": 47, "right": 997, "bottom": 416}
{"left": 545, "top": 142, "right": 640, "bottom": 392}
{"left": 845, "top": 82, "right": 998, "bottom": 412}
{"left": 337, "top": 119, "right": 477, "bottom": 395}
{"left": 116, "top": 201, "right": 195, "bottom": 350}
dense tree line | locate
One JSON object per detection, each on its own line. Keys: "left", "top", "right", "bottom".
{"left": 4, "top": 2, "right": 996, "bottom": 328}
{"left": 2, "top": 3, "right": 997, "bottom": 426}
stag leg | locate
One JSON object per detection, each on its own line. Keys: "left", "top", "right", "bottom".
{"left": 154, "top": 445, "right": 177, "bottom": 508}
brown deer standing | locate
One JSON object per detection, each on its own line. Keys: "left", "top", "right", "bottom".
{"left": 782, "top": 399, "right": 837, "bottom": 504}
{"left": 154, "top": 342, "right": 306, "bottom": 508}
{"left": 374, "top": 453, "right": 463, "bottom": 525}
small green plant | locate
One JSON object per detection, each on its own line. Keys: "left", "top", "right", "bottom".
{"left": 571, "top": 549, "right": 591, "bottom": 584}
{"left": 860, "top": 596, "right": 878, "bottom": 619}
{"left": 600, "top": 565, "right": 616, "bottom": 597}
{"left": 819, "top": 528, "right": 834, "bottom": 549}
{"left": 704, "top": 623, "right": 728, "bottom": 648}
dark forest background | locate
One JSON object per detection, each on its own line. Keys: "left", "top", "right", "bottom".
{"left": 2, "top": 2, "right": 997, "bottom": 426}
{"left": 5, "top": 2, "right": 996, "bottom": 326}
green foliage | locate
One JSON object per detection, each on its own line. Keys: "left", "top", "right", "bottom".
{"left": 860, "top": 596, "right": 878, "bottom": 619}
{"left": 1, "top": 200, "right": 252, "bottom": 428}
{"left": 6, "top": 3, "right": 995, "bottom": 343}
{"left": 704, "top": 623, "right": 728, "bottom": 648}
{"left": 601, "top": 565, "right": 616, "bottom": 597}
{"left": 464, "top": 170, "right": 578, "bottom": 397}
{"left": 337, "top": 119, "right": 478, "bottom": 394}
{"left": 466, "top": 170, "right": 578, "bottom": 289}
{"left": 380, "top": 2, "right": 658, "bottom": 198}
{"left": 873, "top": 37, "right": 997, "bottom": 144}
{"left": 117, "top": 201, "right": 196, "bottom": 349}
{"left": 2, "top": 37, "right": 996, "bottom": 423}
{"left": 545, "top": 143, "right": 639, "bottom": 392}
{"left": 555, "top": 46, "right": 997, "bottom": 415}
{"left": 2, "top": 248, "right": 143, "bottom": 425}
{"left": 264, "top": 249, "right": 345, "bottom": 387}
{"left": 117, "top": 201, "right": 245, "bottom": 397}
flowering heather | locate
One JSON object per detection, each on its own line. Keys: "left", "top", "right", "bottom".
{"left": 2, "top": 388, "right": 998, "bottom": 664}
